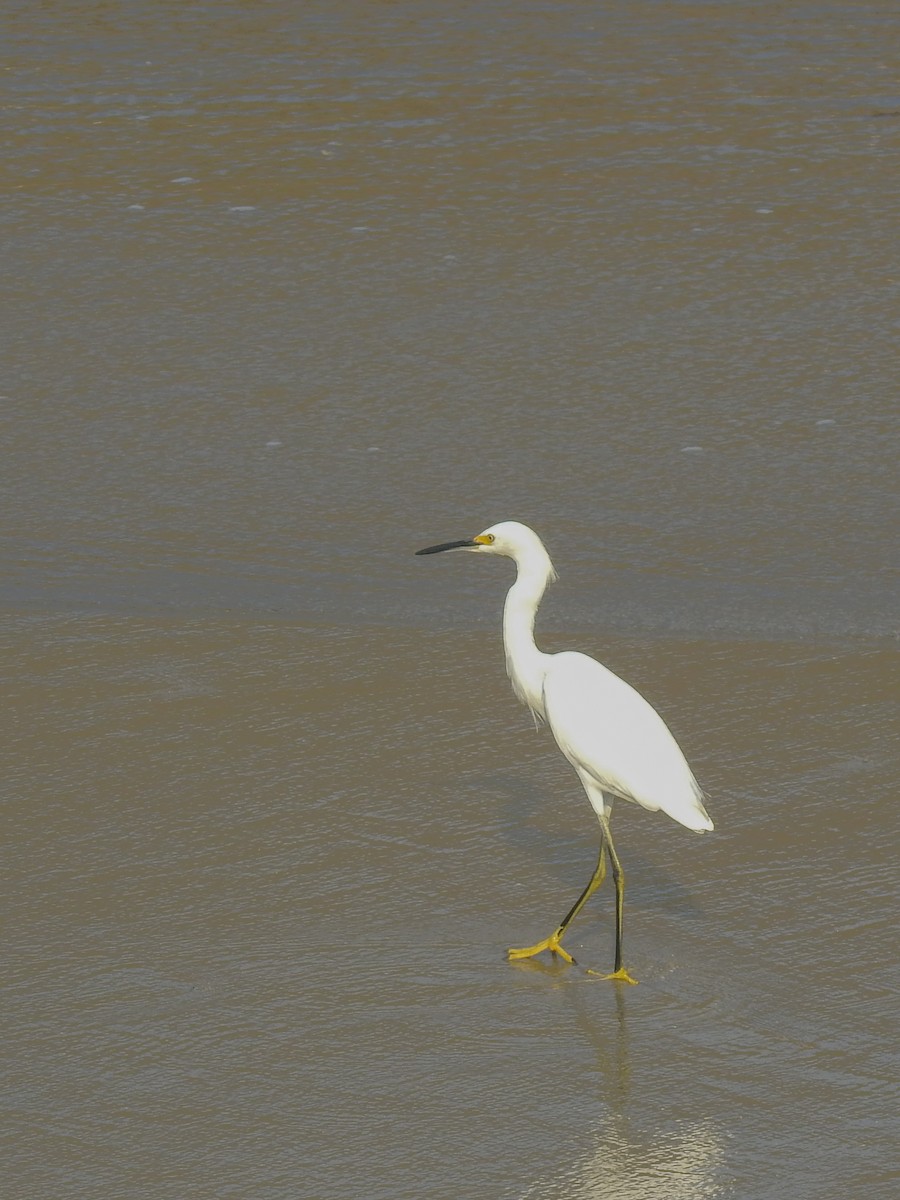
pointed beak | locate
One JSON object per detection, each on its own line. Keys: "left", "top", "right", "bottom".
{"left": 415, "top": 538, "right": 479, "bottom": 556}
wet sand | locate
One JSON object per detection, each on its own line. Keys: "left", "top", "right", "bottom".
{"left": 3, "top": 2, "right": 898, "bottom": 1197}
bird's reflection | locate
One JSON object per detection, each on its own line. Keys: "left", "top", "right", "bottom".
{"left": 512, "top": 967, "right": 725, "bottom": 1199}
{"left": 528, "top": 1116, "right": 725, "bottom": 1200}
{"left": 510, "top": 957, "right": 632, "bottom": 1102}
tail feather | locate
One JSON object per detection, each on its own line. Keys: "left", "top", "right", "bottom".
{"left": 674, "top": 783, "right": 714, "bottom": 832}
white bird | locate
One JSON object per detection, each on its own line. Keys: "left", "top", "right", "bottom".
{"left": 416, "top": 521, "right": 713, "bottom": 983}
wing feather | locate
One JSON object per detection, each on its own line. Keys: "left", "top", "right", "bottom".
{"left": 542, "top": 652, "right": 713, "bottom": 832}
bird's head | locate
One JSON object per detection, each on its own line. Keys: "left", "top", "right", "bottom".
{"left": 416, "top": 521, "right": 557, "bottom": 577}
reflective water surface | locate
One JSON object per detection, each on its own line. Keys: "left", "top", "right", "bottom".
{"left": 3, "top": 3, "right": 898, "bottom": 1198}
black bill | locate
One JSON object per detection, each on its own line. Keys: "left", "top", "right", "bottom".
{"left": 415, "top": 539, "right": 478, "bottom": 556}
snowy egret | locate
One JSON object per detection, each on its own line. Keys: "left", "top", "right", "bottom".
{"left": 416, "top": 521, "right": 713, "bottom": 983}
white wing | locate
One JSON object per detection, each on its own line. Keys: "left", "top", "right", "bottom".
{"left": 542, "top": 651, "right": 713, "bottom": 832}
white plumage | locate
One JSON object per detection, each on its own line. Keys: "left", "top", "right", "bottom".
{"left": 416, "top": 519, "right": 714, "bottom": 982}
{"left": 543, "top": 651, "right": 713, "bottom": 832}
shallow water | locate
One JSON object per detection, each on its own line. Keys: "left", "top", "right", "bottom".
{"left": 3, "top": 3, "right": 898, "bottom": 1198}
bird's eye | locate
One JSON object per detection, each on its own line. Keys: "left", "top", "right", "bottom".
{"left": 483, "top": 533, "right": 495, "bottom": 544}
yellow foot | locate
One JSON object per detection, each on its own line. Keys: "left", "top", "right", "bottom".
{"left": 586, "top": 966, "right": 638, "bottom": 985}
{"left": 506, "top": 933, "right": 577, "bottom": 966}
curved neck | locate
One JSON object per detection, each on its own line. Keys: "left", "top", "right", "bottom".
{"left": 503, "top": 554, "right": 555, "bottom": 719}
